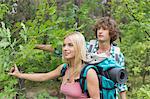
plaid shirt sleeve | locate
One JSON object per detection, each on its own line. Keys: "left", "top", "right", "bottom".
{"left": 86, "top": 40, "right": 99, "bottom": 53}
{"left": 118, "top": 52, "right": 125, "bottom": 67}
{"left": 115, "top": 52, "right": 128, "bottom": 93}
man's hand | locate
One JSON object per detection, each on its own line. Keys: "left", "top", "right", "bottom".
{"left": 120, "top": 91, "right": 127, "bottom": 99}
{"left": 34, "top": 44, "right": 54, "bottom": 52}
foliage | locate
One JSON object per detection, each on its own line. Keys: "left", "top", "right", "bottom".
{"left": 0, "top": 0, "right": 68, "bottom": 98}
{"left": 36, "top": 91, "right": 57, "bottom": 99}
{"left": 0, "top": 3, "right": 9, "bottom": 20}
{"left": 0, "top": 22, "right": 18, "bottom": 98}
{"left": 131, "top": 84, "right": 150, "bottom": 99}
{"left": 111, "top": 0, "right": 150, "bottom": 77}
{"left": 111, "top": 0, "right": 150, "bottom": 98}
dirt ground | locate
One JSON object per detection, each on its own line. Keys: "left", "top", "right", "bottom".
{"left": 20, "top": 79, "right": 64, "bottom": 99}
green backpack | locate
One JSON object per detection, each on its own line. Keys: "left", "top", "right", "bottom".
{"left": 61, "top": 57, "right": 127, "bottom": 99}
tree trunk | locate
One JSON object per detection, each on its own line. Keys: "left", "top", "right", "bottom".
{"left": 74, "top": 0, "right": 82, "bottom": 28}
{"left": 102, "top": 0, "right": 111, "bottom": 17}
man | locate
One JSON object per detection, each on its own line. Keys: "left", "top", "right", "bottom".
{"left": 88, "top": 17, "right": 127, "bottom": 99}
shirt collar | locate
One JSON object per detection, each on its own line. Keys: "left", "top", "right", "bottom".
{"left": 95, "top": 40, "right": 114, "bottom": 54}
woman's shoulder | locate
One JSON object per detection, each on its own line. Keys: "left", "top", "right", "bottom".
{"left": 86, "top": 68, "right": 98, "bottom": 79}
{"left": 55, "top": 63, "right": 67, "bottom": 72}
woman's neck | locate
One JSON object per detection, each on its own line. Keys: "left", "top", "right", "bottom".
{"left": 68, "top": 60, "right": 82, "bottom": 69}
{"left": 68, "top": 59, "right": 75, "bottom": 67}
{"left": 67, "top": 60, "right": 82, "bottom": 82}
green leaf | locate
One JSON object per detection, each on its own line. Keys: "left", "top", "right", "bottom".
{"left": 0, "top": 39, "right": 10, "bottom": 48}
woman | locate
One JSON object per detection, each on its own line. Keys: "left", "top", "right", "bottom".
{"left": 9, "top": 32, "right": 100, "bottom": 99}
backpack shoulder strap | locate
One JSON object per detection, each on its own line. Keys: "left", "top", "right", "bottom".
{"left": 79, "top": 65, "right": 99, "bottom": 96}
{"left": 60, "top": 63, "right": 67, "bottom": 77}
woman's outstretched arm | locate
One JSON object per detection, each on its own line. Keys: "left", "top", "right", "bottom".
{"left": 9, "top": 64, "right": 64, "bottom": 82}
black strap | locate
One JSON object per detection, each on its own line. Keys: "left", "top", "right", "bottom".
{"left": 102, "top": 86, "right": 116, "bottom": 90}
{"left": 60, "top": 64, "right": 67, "bottom": 77}
{"left": 97, "top": 66, "right": 115, "bottom": 81}
{"left": 74, "top": 78, "right": 80, "bottom": 82}
{"left": 98, "top": 75, "right": 104, "bottom": 99}
{"left": 80, "top": 65, "right": 88, "bottom": 93}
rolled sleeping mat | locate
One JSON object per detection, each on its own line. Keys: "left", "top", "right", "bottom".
{"left": 108, "top": 68, "right": 128, "bottom": 84}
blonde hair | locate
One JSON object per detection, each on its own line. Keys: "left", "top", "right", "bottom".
{"left": 62, "top": 32, "right": 87, "bottom": 75}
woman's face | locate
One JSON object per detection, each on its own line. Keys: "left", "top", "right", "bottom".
{"left": 62, "top": 37, "right": 75, "bottom": 60}
{"left": 97, "top": 27, "right": 110, "bottom": 42}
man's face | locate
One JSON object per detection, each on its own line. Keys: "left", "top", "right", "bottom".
{"left": 97, "top": 27, "right": 110, "bottom": 42}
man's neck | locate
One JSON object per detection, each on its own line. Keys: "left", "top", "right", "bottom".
{"left": 98, "top": 41, "right": 111, "bottom": 52}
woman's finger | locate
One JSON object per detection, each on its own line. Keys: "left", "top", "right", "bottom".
{"left": 14, "top": 64, "right": 19, "bottom": 71}
{"left": 9, "top": 67, "right": 15, "bottom": 73}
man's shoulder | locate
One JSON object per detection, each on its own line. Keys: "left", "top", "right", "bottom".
{"left": 112, "top": 45, "right": 121, "bottom": 54}
{"left": 86, "top": 39, "right": 98, "bottom": 53}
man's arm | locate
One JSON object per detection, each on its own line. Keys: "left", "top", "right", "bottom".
{"left": 35, "top": 44, "right": 54, "bottom": 52}
{"left": 120, "top": 91, "right": 127, "bottom": 99}
{"left": 118, "top": 51, "right": 127, "bottom": 99}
